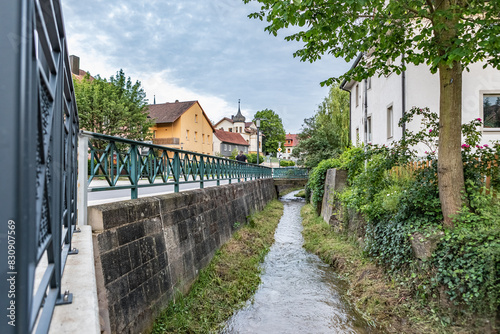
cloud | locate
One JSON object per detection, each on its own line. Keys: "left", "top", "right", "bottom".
{"left": 63, "top": 0, "right": 351, "bottom": 133}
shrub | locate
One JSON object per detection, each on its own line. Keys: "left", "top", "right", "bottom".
{"left": 279, "top": 160, "right": 295, "bottom": 167}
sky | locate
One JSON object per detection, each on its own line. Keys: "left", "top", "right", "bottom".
{"left": 62, "top": 0, "right": 352, "bottom": 134}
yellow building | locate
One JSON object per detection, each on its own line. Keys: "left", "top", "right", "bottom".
{"left": 147, "top": 100, "right": 215, "bottom": 155}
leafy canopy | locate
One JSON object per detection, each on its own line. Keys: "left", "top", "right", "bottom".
{"left": 293, "top": 84, "right": 350, "bottom": 167}
{"left": 244, "top": 0, "right": 500, "bottom": 84}
{"left": 253, "top": 109, "right": 286, "bottom": 155}
{"left": 74, "top": 69, "right": 154, "bottom": 141}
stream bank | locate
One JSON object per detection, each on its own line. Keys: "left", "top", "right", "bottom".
{"left": 300, "top": 204, "right": 496, "bottom": 334}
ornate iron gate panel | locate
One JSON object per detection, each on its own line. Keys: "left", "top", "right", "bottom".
{"left": 0, "top": 0, "right": 79, "bottom": 333}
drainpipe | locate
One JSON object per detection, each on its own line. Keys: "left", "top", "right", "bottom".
{"left": 340, "top": 52, "right": 363, "bottom": 147}
{"left": 340, "top": 86, "right": 351, "bottom": 146}
{"left": 364, "top": 78, "right": 368, "bottom": 146}
{"left": 401, "top": 53, "right": 406, "bottom": 141}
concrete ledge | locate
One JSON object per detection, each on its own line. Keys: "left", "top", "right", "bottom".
{"left": 49, "top": 225, "right": 99, "bottom": 334}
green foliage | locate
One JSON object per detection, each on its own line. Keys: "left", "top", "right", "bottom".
{"left": 74, "top": 69, "right": 153, "bottom": 141}
{"left": 253, "top": 109, "right": 286, "bottom": 155}
{"left": 230, "top": 148, "right": 239, "bottom": 160}
{"left": 244, "top": 0, "right": 500, "bottom": 85}
{"left": 247, "top": 153, "right": 264, "bottom": 164}
{"left": 293, "top": 84, "right": 350, "bottom": 167}
{"left": 306, "top": 158, "right": 341, "bottom": 208}
{"left": 307, "top": 106, "right": 500, "bottom": 317}
{"left": 279, "top": 160, "right": 295, "bottom": 167}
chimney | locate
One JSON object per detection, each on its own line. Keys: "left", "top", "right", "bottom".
{"left": 69, "top": 55, "right": 80, "bottom": 75}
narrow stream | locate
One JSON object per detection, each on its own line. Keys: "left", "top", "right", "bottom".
{"left": 221, "top": 191, "right": 379, "bottom": 334}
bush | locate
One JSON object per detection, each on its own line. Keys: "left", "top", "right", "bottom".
{"left": 314, "top": 106, "right": 500, "bottom": 317}
{"left": 279, "top": 160, "right": 295, "bottom": 167}
{"left": 247, "top": 153, "right": 264, "bottom": 164}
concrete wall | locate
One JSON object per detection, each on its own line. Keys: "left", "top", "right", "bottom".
{"left": 87, "top": 179, "right": 277, "bottom": 334}
{"left": 273, "top": 179, "right": 307, "bottom": 196}
{"left": 321, "top": 168, "right": 367, "bottom": 243}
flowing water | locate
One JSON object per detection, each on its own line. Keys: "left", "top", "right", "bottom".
{"left": 221, "top": 191, "right": 379, "bottom": 334}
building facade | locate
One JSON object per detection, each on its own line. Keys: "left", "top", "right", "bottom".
{"left": 213, "top": 129, "right": 249, "bottom": 157}
{"left": 282, "top": 133, "right": 299, "bottom": 161}
{"left": 341, "top": 54, "right": 500, "bottom": 155}
{"left": 147, "top": 100, "right": 215, "bottom": 155}
{"left": 214, "top": 101, "right": 263, "bottom": 154}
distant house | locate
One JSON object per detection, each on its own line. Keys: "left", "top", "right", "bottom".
{"left": 213, "top": 129, "right": 249, "bottom": 157}
{"left": 214, "top": 100, "right": 263, "bottom": 154}
{"left": 341, "top": 53, "right": 500, "bottom": 154}
{"left": 147, "top": 100, "right": 215, "bottom": 155}
{"left": 282, "top": 133, "right": 299, "bottom": 161}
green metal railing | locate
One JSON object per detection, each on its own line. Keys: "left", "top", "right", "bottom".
{"left": 272, "top": 167, "right": 309, "bottom": 179}
{"left": 82, "top": 131, "right": 273, "bottom": 198}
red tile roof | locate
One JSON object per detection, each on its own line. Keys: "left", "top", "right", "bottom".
{"left": 72, "top": 69, "right": 94, "bottom": 82}
{"left": 147, "top": 101, "right": 197, "bottom": 124}
{"left": 214, "top": 130, "right": 249, "bottom": 146}
{"left": 284, "top": 134, "right": 298, "bottom": 147}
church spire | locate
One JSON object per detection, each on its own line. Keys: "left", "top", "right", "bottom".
{"left": 233, "top": 99, "right": 246, "bottom": 122}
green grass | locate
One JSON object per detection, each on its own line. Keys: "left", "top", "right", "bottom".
{"left": 299, "top": 204, "right": 483, "bottom": 334}
{"left": 151, "top": 200, "right": 284, "bottom": 333}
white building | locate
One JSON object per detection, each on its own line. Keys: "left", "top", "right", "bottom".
{"left": 341, "top": 53, "right": 500, "bottom": 154}
{"left": 214, "top": 100, "right": 263, "bottom": 154}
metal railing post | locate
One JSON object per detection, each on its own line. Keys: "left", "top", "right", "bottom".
{"left": 77, "top": 132, "right": 89, "bottom": 225}
{"left": 130, "top": 144, "right": 138, "bottom": 199}
{"left": 174, "top": 152, "right": 180, "bottom": 192}
{"left": 199, "top": 156, "right": 205, "bottom": 189}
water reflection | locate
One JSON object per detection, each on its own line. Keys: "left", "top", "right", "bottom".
{"left": 221, "top": 191, "right": 378, "bottom": 334}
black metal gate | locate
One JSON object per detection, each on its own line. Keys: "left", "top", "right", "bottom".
{"left": 0, "top": 0, "right": 79, "bottom": 333}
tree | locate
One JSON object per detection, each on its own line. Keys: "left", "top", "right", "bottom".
{"left": 74, "top": 69, "right": 153, "bottom": 141}
{"left": 244, "top": 0, "right": 500, "bottom": 227}
{"left": 253, "top": 109, "right": 286, "bottom": 155}
{"left": 293, "top": 84, "right": 350, "bottom": 167}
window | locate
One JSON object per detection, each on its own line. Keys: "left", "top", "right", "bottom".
{"left": 195, "top": 114, "right": 198, "bottom": 123}
{"left": 202, "top": 134, "right": 205, "bottom": 143}
{"left": 482, "top": 93, "right": 500, "bottom": 129}
{"left": 207, "top": 135, "right": 210, "bottom": 142}
{"left": 194, "top": 131, "right": 197, "bottom": 141}
{"left": 355, "top": 84, "right": 359, "bottom": 107}
{"left": 387, "top": 105, "right": 393, "bottom": 139}
{"left": 229, "top": 128, "right": 233, "bottom": 132}
{"left": 367, "top": 116, "right": 372, "bottom": 142}
{"left": 153, "top": 130, "right": 156, "bottom": 138}
{"left": 287, "top": 148, "right": 291, "bottom": 153}
{"left": 224, "top": 144, "right": 227, "bottom": 151}
{"left": 367, "top": 77, "right": 372, "bottom": 90}
{"left": 186, "top": 130, "right": 189, "bottom": 140}
{"left": 240, "top": 127, "right": 242, "bottom": 133}
{"left": 356, "top": 127, "right": 359, "bottom": 143}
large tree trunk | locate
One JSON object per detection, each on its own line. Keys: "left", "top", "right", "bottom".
{"left": 437, "top": 61, "right": 464, "bottom": 228}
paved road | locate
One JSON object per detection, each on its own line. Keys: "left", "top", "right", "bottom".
{"left": 87, "top": 179, "right": 242, "bottom": 206}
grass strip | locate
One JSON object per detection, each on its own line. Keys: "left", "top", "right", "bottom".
{"left": 300, "top": 204, "right": 469, "bottom": 334}
{"left": 151, "top": 200, "right": 284, "bottom": 334}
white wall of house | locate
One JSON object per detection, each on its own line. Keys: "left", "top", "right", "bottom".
{"left": 213, "top": 135, "right": 222, "bottom": 155}
{"left": 214, "top": 119, "right": 262, "bottom": 154}
{"left": 347, "top": 59, "right": 500, "bottom": 156}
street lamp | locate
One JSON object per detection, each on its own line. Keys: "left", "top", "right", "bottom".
{"left": 256, "top": 119, "right": 261, "bottom": 165}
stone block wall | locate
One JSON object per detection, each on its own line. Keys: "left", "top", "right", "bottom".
{"left": 320, "top": 168, "right": 367, "bottom": 244}
{"left": 273, "top": 179, "right": 307, "bottom": 195}
{"left": 88, "top": 179, "right": 277, "bottom": 334}
{"left": 321, "top": 169, "right": 347, "bottom": 225}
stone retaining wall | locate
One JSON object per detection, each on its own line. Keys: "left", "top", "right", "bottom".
{"left": 88, "top": 179, "right": 277, "bottom": 334}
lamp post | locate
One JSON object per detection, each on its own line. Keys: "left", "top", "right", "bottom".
{"left": 256, "top": 119, "right": 261, "bottom": 165}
